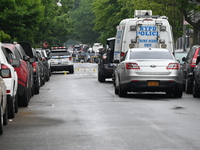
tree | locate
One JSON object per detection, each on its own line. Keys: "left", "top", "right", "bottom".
{"left": 69, "top": 0, "right": 100, "bottom": 45}
{"left": 92, "top": 0, "right": 135, "bottom": 44}
{"left": 35, "top": 0, "right": 74, "bottom": 47}
{"left": 0, "top": 0, "right": 44, "bottom": 42}
{"left": 177, "top": 0, "right": 200, "bottom": 45}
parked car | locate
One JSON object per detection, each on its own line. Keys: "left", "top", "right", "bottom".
{"left": 3, "top": 43, "right": 33, "bottom": 107}
{"left": 175, "top": 51, "right": 188, "bottom": 67}
{"left": 114, "top": 48, "right": 183, "bottom": 98}
{"left": 182, "top": 45, "right": 200, "bottom": 94}
{"left": 193, "top": 56, "right": 200, "bottom": 97}
{"left": 19, "top": 42, "right": 41, "bottom": 94}
{"left": 98, "top": 37, "right": 115, "bottom": 82}
{"left": 35, "top": 50, "right": 46, "bottom": 86}
{"left": 0, "top": 73, "right": 8, "bottom": 135}
{"left": 36, "top": 49, "right": 51, "bottom": 82}
{"left": 0, "top": 43, "right": 19, "bottom": 118}
{"left": 50, "top": 47, "right": 74, "bottom": 73}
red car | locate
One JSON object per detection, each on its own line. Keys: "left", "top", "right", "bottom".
{"left": 3, "top": 43, "right": 33, "bottom": 107}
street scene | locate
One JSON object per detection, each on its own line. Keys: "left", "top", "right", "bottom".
{"left": 1, "top": 63, "right": 200, "bottom": 150}
{"left": 1, "top": 0, "right": 200, "bottom": 150}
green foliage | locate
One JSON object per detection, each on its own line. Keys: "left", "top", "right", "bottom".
{"left": 0, "top": 0, "right": 44, "bottom": 43}
{"left": 0, "top": 30, "right": 11, "bottom": 41}
{"left": 92, "top": 0, "right": 135, "bottom": 44}
{"left": 69, "top": 0, "right": 100, "bottom": 45}
{"left": 35, "top": 0, "right": 74, "bottom": 47}
{"left": 0, "top": 0, "right": 74, "bottom": 47}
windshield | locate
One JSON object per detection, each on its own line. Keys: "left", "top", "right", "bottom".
{"left": 130, "top": 51, "right": 174, "bottom": 59}
{"left": 50, "top": 52, "right": 71, "bottom": 59}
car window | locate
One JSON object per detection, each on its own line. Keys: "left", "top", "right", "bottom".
{"left": 50, "top": 51, "right": 70, "bottom": 58}
{"left": 13, "top": 47, "right": 23, "bottom": 59}
{"left": 186, "top": 47, "right": 195, "bottom": 60}
{"left": 130, "top": 51, "right": 173, "bottom": 59}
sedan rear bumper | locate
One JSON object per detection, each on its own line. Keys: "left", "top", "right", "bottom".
{"left": 50, "top": 65, "right": 73, "bottom": 72}
{"left": 121, "top": 80, "right": 182, "bottom": 92}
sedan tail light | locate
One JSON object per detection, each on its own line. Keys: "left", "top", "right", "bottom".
{"left": 1, "top": 64, "right": 12, "bottom": 78}
{"left": 190, "top": 48, "right": 200, "bottom": 67}
{"left": 32, "top": 62, "right": 37, "bottom": 72}
{"left": 166, "top": 63, "right": 180, "bottom": 70}
{"left": 126, "top": 63, "right": 140, "bottom": 69}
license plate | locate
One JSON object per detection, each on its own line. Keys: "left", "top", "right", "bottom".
{"left": 148, "top": 81, "right": 159, "bottom": 86}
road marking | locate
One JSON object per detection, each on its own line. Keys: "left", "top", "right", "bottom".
{"left": 75, "top": 68, "right": 97, "bottom": 71}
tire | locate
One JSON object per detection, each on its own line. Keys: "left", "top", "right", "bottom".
{"left": 114, "top": 85, "right": 119, "bottom": 95}
{"left": 19, "top": 88, "right": 29, "bottom": 107}
{"left": 185, "top": 78, "right": 193, "bottom": 94}
{"left": 173, "top": 89, "right": 183, "bottom": 98}
{"left": 118, "top": 84, "right": 127, "bottom": 97}
{"left": 0, "top": 106, "right": 3, "bottom": 135}
{"left": 3, "top": 104, "right": 8, "bottom": 126}
{"left": 7, "top": 95, "right": 15, "bottom": 119}
{"left": 34, "top": 77, "right": 40, "bottom": 94}
{"left": 69, "top": 66, "right": 74, "bottom": 74}
{"left": 14, "top": 94, "right": 18, "bottom": 113}
{"left": 98, "top": 71, "right": 105, "bottom": 83}
{"left": 46, "top": 74, "right": 50, "bottom": 81}
{"left": 193, "top": 80, "right": 200, "bottom": 97}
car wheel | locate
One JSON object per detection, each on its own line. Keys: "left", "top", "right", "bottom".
{"left": 19, "top": 88, "right": 29, "bottom": 107}
{"left": 46, "top": 74, "right": 50, "bottom": 81}
{"left": 0, "top": 106, "right": 3, "bottom": 135}
{"left": 14, "top": 94, "right": 18, "bottom": 113}
{"left": 7, "top": 95, "right": 15, "bottom": 119}
{"left": 34, "top": 77, "right": 40, "bottom": 94}
{"left": 3, "top": 104, "right": 8, "bottom": 126}
{"left": 69, "top": 66, "right": 74, "bottom": 74}
{"left": 98, "top": 71, "right": 105, "bottom": 83}
{"left": 114, "top": 84, "right": 119, "bottom": 95}
{"left": 173, "top": 89, "right": 183, "bottom": 98}
{"left": 118, "top": 84, "right": 127, "bottom": 97}
{"left": 185, "top": 78, "right": 192, "bottom": 94}
{"left": 193, "top": 80, "right": 200, "bottom": 97}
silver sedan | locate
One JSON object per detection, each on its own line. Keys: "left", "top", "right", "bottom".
{"left": 114, "top": 48, "right": 183, "bottom": 98}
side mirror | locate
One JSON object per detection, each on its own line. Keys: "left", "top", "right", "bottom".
{"left": 11, "top": 59, "right": 21, "bottom": 67}
{"left": 29, "top": 58, "right": 35, "bottom": 63}
{"left": 23, "top": 55, "right": 30, "bottom": 61}
{"left": 182, "top": 57, "right": 186, "bottom": 62}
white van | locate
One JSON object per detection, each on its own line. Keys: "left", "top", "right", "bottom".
{"left": 114, "top": 10, "right": 174, "bottom": 61}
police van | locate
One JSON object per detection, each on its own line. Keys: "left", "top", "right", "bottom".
{"left": 114, "top": 10, "right": 174, "bottom": 62}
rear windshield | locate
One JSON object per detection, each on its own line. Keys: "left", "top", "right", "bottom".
{"left": 50, "top": 51, "right": 71, "bottom": 59}
{"left": 130, "top": 51, "right": 173, "bottom": 59}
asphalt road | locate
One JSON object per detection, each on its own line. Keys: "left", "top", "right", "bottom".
{"left": 1, "top": 63, "right": 200, "bottom": 150}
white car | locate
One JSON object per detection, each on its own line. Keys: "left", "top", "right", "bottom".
{"left": 114, "top": 48, "right": 183, "bottom": 98}
{"left": 0, "top": 74, "right": 8, "bottom": 135}
{"left": 0, "top": 43, "right": 19, "bottom": 119}
{"left": 49, "top": 47, "right": 74, "bottom": 74}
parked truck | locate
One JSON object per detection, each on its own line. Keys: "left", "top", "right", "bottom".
{"left": 98, "top": 37, "right": 115, "bottom": 82}
{"left": 113, "top": 10, "right": 175, "bottom": 62}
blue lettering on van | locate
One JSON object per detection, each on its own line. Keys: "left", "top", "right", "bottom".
{"left": 137, "top": 31, "right": 158, "bottom": 36}
{"left": 139, "top": 39, "right": 158, "bottom": 43}
{"left": 117, "top": 31, "right": 122, "bottom": 39}
{"left": 140, "top": 26, "right": 157, "bottom": 31}
{"left": 148, "top": 39, "right": 158, "bottom": 43}
{"left": 116, "top": 40, "right": 120, "bottom": 43}
{"left": 139, "top": 39, "right": 147, "bottom": 43}
{"left": 144, "top": 44, "right": 152, "bottom": 47}
{"left": 136, "top": 26, "right": 158, "bottom": 36}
